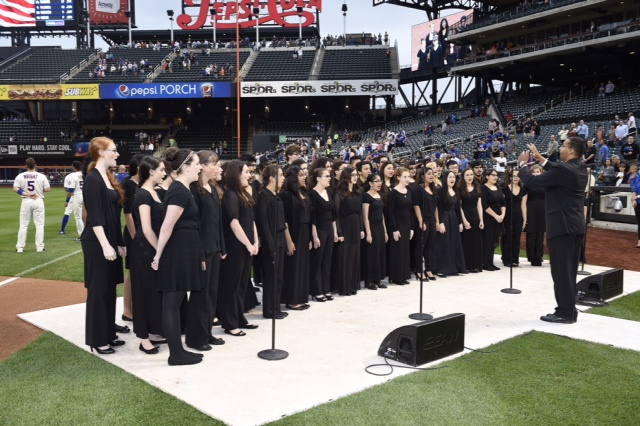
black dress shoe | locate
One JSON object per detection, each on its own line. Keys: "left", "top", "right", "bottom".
{"left": 239, "top": 324, "right": 259, "bottom": 329}
{"left": 121, "top": 315, "right": 133, "bottom": 322}
{"left": 376, "top": 282, "right": 387, "bottom": 289}
{"left": 367, "top": 283, "right": 378, "bottom": 290}
{"left": 468, "top": 269, "right": 480, "bottom": 273}
{"left": 212, "top": 320, "right": 221, "bottom": 326}
{"left": 187, "top": 344, "right": 212, "bottom": 351}
{"left": 540, "top": 314, "right": 575, "bottom": 324}
{"left": 264, "top": 312, "right": 287, "bottom": 319}
{"left": 224, "top": 329, "right": 246, "bottom": 336}
{"left": 114, "top": 324, "right": 130, "bottom": 333}
{"left": 402, "top": 280, "right": 410, "bottom": 284}
{"left": 139, "top": 343, "right": 159, "bottom": 355}
{"left": 168, "top": 355, "right": 202, "bottom": 366}
{"left": 91, "top": 346, "right": 115, "bottom": 355}
{"left": 109, "top": 339, "right": 125, "bottom": 346}
{"left": 286, "top": 304, "right": 307, "bottom": 310}
{"left": 436, "top": 273, "right": 447, "bottom": 278}
{"left": 209, "top": 336, "right": 225, "bottom": 345}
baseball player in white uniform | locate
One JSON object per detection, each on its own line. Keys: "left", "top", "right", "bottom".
{"left": 60, "top": 160, "right": 84, "bottom": 238}
{"left": 14, "top": 157, "right": 51, "bottom": 253}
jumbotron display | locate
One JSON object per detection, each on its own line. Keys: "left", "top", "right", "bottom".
{"left": 0, "top": 0, "right": 76, "bottom": 28}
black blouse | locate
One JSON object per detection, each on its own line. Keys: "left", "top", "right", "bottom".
{"left": 133, "top": 188, "right": 164, "bottom": 237}
{"left": 82, "top": 168, "right": 124, "bottom": 247}
{"left": 482, "top": 185, "right": 506, "bottom": 215}
{"left": 413, "top": 186, "right": 438, "bottom": 221}
{"left": 363, "top": 192, "right": 385, "bottom": 224}
{"left": 310, "top": 188, "right": 336, "bottom": 231}
{"left": 255, "top": 188, "right": 287, "bottom": 256}
{"left": 222, "top": 190, "right": 255, "bottom": 248}
{"left": 191, "top": 183, "right": 226, "bottom": 256}
{"left": 163, "top": 181, "right": 199, "bottom": 231}
{"left": 503, "top": 186, "right": 528, "bottom": 222}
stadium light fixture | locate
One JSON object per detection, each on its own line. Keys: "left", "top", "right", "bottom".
{"left": 342, "top": 2, "right": 348, "bottom": 42}
{"left": 211, "top": 8, "right": 217, "bottom": 46}
{"left": 253, "top": 7, "right": 260, "bottom": 49}
{"left": 297, "top": 6, "right": 303, "bottom": 40}
{"left": 167, "top": 10, "right": 175, "bottom": 44}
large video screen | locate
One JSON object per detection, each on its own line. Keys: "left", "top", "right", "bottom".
{"left": 89, "top": 0, "right": 134, "bottom": 26}
{"left": 0, "top": 0, "right": 76, "bottom": 28}
{"left": 410, "top": 10, "right": 473, "bottom": 72}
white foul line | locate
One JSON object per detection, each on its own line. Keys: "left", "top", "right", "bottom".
{"left": 0, "top": 249, "right": 83, "bottom": 288}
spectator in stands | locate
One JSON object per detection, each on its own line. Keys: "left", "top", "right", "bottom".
{"left": 583, "top": 139, "right": 596, "bottom": 165}
{"left": 621, "top": 136, "right": 639, "bottom": 166}
{"left": 615, "top": 121, "right": 629, "bottom": 146}
{"left": 598, "top": 139, "right": 610, "bottom": 166}
{"left": 547, "top": 135, "right": 559, "bottom": 162}
{"left": 576, "top": 120, "right": 589, "bottom": 140}
{"left": 515, "top": 120, "right": 523, "bottom": 135}
{"left": 533, "top": 120, "right": 541, "bottom": 140}
{"left": 598, "top": 82, "right": 606, "bottom": 97}
{"left": 523, "top": 119, "right": 532, "bottom": 137}
{"left": 598, "top": 159, "right": 615, "bottom": 186}
{"left": 604, "top": 80, "right": 615, "bottom": 96}
{"left": 628, "top": 112, "right": 637, "bottom": 136}
{"left": 606, "top": 124, "right": 616, "bottom": 146}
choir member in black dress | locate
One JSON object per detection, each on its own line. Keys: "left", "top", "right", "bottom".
{"left": 121, "top": 154, "right": 144, "bottom": 323}
{"left": 331, "top": 160, "right": 346, "bottom": 191}
{"left": 281, "top": 166, "right": 312, "bottom": 310}
{"left": 130, "top": 157, "right": 167, "bottom": 355}
{"left": 525, "top": 165, "right": 546, "bottom": 266}
{"left": 458, "top": 168, "right": 484, "bottom": 273}
{"left": 218, "top": 160, "right": 260, "bottom": 336}
{"left": 501, "top": 167, "right": 528, "bottom": 267}
{"left": 184, "top": 151, "right": 227, "bottom": 352}
{"left": 362, "top": 174, "right": 388, "bottom": 289}
{"left": 243, "top": 158, "right": 260, "bottom": 313}
{"left": 405, "top": 160, "right": 422, "bottom": 273}
{"left": 481, "top": 169, "right": 506, "bottom": 271}
{"left": 432, "top": 170, "right": 467, "bottom": 277}
{"left": 333, "top": 167, "right": 364, "bottom": 296}
{"left": 413, "top": 167, "right": 439, "bottom": 280}
{"left": 82, "top": 137, "right": 126, "bottom": 355}
{"left": 309, "top": 167, "right": 338, "bottom": 301}
{"left": 152, "top": 149, "right": 204, "bottom": 366}
{"left": 387, "top": 167, "right": 414, "bottom": 285}
{"left": 256, "top": 165, "right": 288, "bottom": 319}
{"left": 380, "top": 162, "right": 396, "bottom": 197}
{"left": 155, "top": 147, "right": 178, "bottom": 201}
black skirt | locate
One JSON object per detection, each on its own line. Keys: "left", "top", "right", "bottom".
{"left": 157, "top": 228, "right": 201, "bottom": 293}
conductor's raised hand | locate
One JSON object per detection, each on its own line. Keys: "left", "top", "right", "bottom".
{"left": 517, "top": 149, "right": 530, "bottom": 165}
{"left": 527, "top": 144, "right": 545, "bottom": 163}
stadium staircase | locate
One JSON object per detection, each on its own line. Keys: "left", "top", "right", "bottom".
{"left": 239, "top": 49, "right": 258, "bottom": 81}
{"left": 61, "top": 50, "right": 101, "bottom": 82}
{"left": 308, "top": 48, "right": 324, "bottom": 80}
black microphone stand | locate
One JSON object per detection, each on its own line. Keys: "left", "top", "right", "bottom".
{"left": 410, "top": 182, "right": 433, "bottom": 321}
{"left": 502, "top": 166, "right": 521, "bottom": 294}
{"left": 577, "top": 166, "right": 592, "bottom": 276}
{"left": 258, "top": 163, "right": 288, "bottom": 361}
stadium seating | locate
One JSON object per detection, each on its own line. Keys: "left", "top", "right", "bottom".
{"left": 536, "top": 87, "right": 640, "bottom": 123}
{"left": 245, "top": 48, "right": 316, "bottom": 81}
{"left": 155, "top": 50, "right": 250, "bottom": 82}
{"left": 0, "top": 48, "right": 99, "bottom": 84}
{"left": 263, "top": 121, "right": 326, "bottom": 135}
{"left": 318, "top": 46, "right": 392, "bottom": 80}
{"left": 68, "top": 46, "right": 172, "bottom": 83}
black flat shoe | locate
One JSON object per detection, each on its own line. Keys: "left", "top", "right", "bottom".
{"left": 224, "top": 329, "right": 246, "bottom": 336}
{"left": 121, "top": 315, "right": 133, "bottom": 322}
{"left": 468, "top": 269, "right": 480, "bottom": 273}
{"left": 91, "top": 346, "right": 115, "bottom": 355}
{"left": 312, "top": 295, "right": 327, "bottom": 302}
{"left": 139, "top": 343, "right": 159, "bottom": 355}
{"left": 367, "top": 283, "right": 378, "bottom": 290}
{"left": 286, "top": 304, "right": 307, "bottom": 310}
{"left": 187, "top": 344, "right": 212, "bottom": 351}
{"left": 377, "top": 282, "right": 387, "bottom": 289}
{"left": 114, "top": 324, "right": 130, "bottom": 334}
{"left": 540, "top": 314, "right": 575, "bottom": 324}
{"left": 183, "top": 350, "right": 204, "bottom": 358}
{"left": 302, "top": 303, "right": 310, "bottom": 308}
{"left": 324, "top": 294, "right": 334, "bottom": 301}
{"left": 239, "top": 324, "right": 259, "bottom": 329}
{"left": 209, "top": 336, "right": 225, "bottom": 345}
{"left": 436, "top": 273, "right": 447, "bottom": 278}
{"left": 168, "top": 356, "right": 202, "bottom": 366}
{"left": 426, "top": 274, "right": 436, "bottom": 281}
{"left": 392, "top": 281, "right": 405, "bottom": 285}
{"left": 109, "top": 339, "right": 125, "bottom": 347}
{"left": 263, "top": 313, "right": 286, "bottom": 319}
{"left": 451, "top": 273, "right": 460, "bottom": 277}
{"left": 402, "top": 280, "right": 410, "bottom": 284}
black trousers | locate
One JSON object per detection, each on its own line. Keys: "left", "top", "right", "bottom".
{"left": 501, "top": 220, "right": 523, "bottom": 265}
{"left": 415, "top": 219, "right": 436, "bottom": 273}
{"left": 526, "top": 231, "right": 545, "bottom": 264}
{"left": 262, "top": 234, "right": 285, "bottom": 317}
{"left": 310, "top": 227, "right": 334, "bottom": 295}
{"left": 218, "top": 247, "right": 252, "bottom": 330}
{"left": 547, "top": 234, "right": 583, "bottom": 320}
{"left": 482, "top": 214, "right": 502, "bottom": 269}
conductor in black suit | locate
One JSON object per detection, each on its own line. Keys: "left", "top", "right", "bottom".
{"left": 517, "top": 137, "right": 587, "bottom": 324}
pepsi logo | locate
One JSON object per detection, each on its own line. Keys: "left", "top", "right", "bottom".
{"left": 118, "top": 85, "right": 130, "bottom": 96}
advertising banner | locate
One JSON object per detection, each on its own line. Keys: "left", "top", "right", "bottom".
{"left": 0, "top": 141, "right": 91, "bottom": 159}
{"left": 240, "top": 80, "right": 398, "bottom": 98}
{"left": 100, "top": 82, "right": 232, "bottom": 99}
{"left": 0, "top": 84, "right": 100, "bottom": 100}
{"left": 178, "top": 0, "right": 321, "bottom": 31}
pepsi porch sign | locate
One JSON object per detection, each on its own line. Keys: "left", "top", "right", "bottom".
{"left": 100, "top": 82, "right": 232, "bottom": 99}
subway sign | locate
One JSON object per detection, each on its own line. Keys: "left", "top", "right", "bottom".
{"left": 240, "top": 80, "right": 398, "bottom": 98}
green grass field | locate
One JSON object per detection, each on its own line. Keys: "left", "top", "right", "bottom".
{"left": 1, "top": 186, "right": 640, "bottom": 425}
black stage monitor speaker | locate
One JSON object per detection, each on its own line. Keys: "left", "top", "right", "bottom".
{"left": 378, "top": 313, "right": 465, "bottom": 366}
{"left": 576, "top": 268, "right": 624, "bottom": 301}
